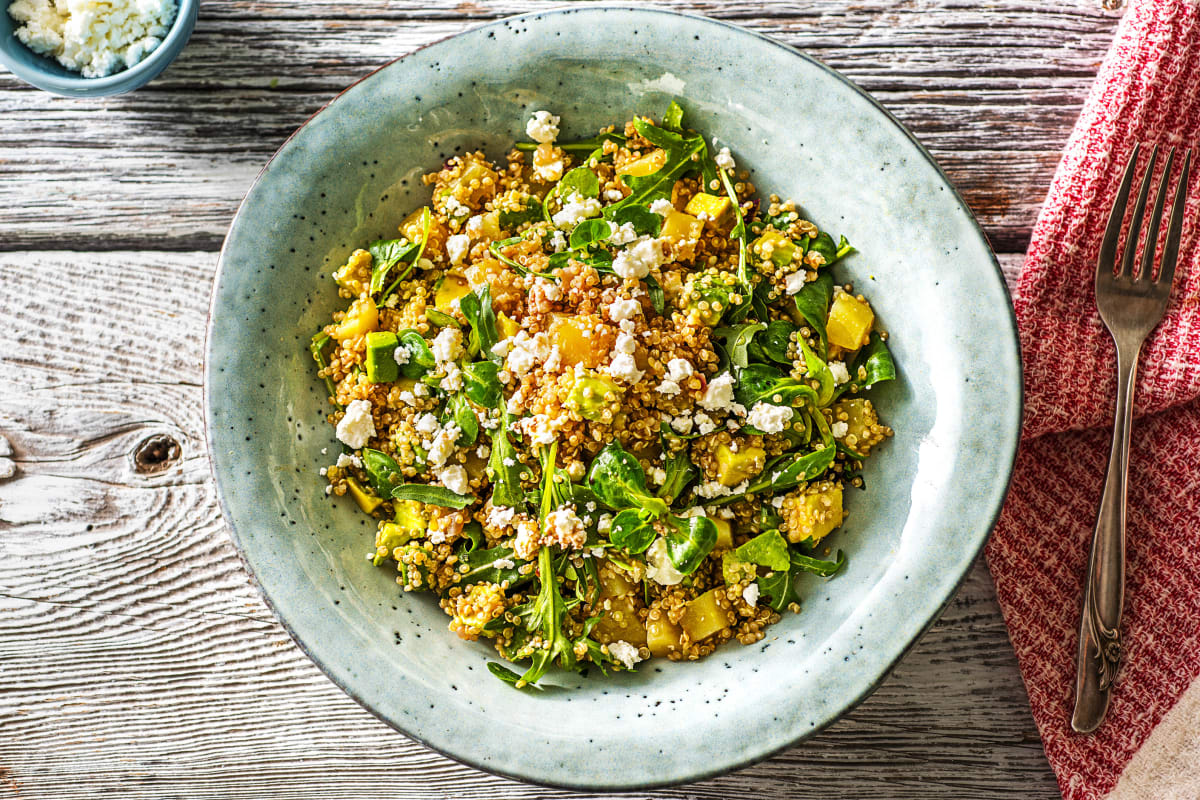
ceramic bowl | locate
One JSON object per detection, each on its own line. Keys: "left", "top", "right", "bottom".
{"left": 206, "top": 6, "right": 1021, "bottom": 790}
{"left": 0, "top": 0, "right": 197, "bottom": 97}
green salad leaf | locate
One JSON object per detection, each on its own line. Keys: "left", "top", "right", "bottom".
{"left": 793, "top": 272, "right": 834, "bottom": 358}
{"left": 587, "top": 440, "right": 669, "bottom": 517}
{"left": 664, "top": 514, "right": 718, "bottom": 575}
{"left": 390, "top": 483, "right": 474, "bottom": 509}
{"left": 462, "top": 361, "right": 502, "bottom": 409}
{"left": 486, "top": 410, "right": 527, "bottom": 510}
{"left": 609, "top": 509, "right": 657, "bottom": 554}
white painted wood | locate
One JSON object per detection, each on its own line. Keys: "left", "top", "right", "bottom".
{"left": 0, "top": 0, "right": 1095, "bottom": 794}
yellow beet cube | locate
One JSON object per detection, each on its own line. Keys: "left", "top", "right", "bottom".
{"left": 715, "top": 443, "right": 766, "bottom": 487}
{"left": 752, "top": 229, "right": 797, "bottom": 267}
{"left": 826, "top": 292, "right": 874, "bottom": 351}
{"left": 681, "top": 588, "right": 730, "bottom": 642}
{"left": 661, "top": 210, "right": 704, "bottom": 242}
{"left": 684, "top": 193, "right": 733, "bottom": 227}
{"left": 345, "top": 476, "right": 383, "bottom": 515}
{"left": 646, "top": 616, "right": 683, "bottom": 657}
{"left": 599, "top": 563, "right": 637, "bottom": 598}
{"left": 333, "top": 296, "right": 379, "bottom": 341}
{"left": 712, "top": 518, "right": 733, "bottom": 550}
{"left": 434, "top": 274, "right": 471, "bottom": 312}
{"left": 549, "top": 313, "right": 603, "bottom": 368}
{"left": 594, "top": 594, "right": 647, "bottom": 646}
{"left": 496, "top": 311, "right": 520, "bottom": 340}
{"left": 618, "top": 149, "right": 667, "bottom": 177}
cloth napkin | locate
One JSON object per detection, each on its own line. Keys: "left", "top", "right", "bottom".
{"left": 985, "top": 0, "right": 1200, "bottom": 798}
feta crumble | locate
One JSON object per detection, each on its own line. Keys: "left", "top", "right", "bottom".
{"left": 525, "top": 110, "right": 560, "bottom": 144}
{"left": 700, "top": 372, "right": 737, "bottom": 412}
{"left": 607, "top": 640, "right": 643, "bottom": 670}
{"left": 612, "top": 237, "right": 664, "bottom": 280}
{"left": 335, "top": 399, "right": 375, "bottom": 449}
{"left": 446, "top": 233, "right": 470, "bottom": 265}
{"left": 715, "top": 146, "right": 736, "bottom": 171}
{"left": 649, "top": 198, "right": 675, "bottom": 217}
{"left": 552, "top": 194, "right": 602, "bottom": 229}
{"left": 607, "top": 297, "right": 642, "bottom": 323}
{"left": 747, "top": 402, "right": 793, "bottom": 434}
{"left": 644, "top": 538, "right": 684, "bottom": 586}
{"left": 608, "top": 221, "right": 639, "bottom": 245}
{"left": 657, "top": 357, "right": 694, "bottom": 395}
{"left": 784, "top": 270, "right": 807, "bottom": 295}
{"left": 10, "top": 0, "right": 178, "bottom": 78}
{"left": 437, "top": 465, "right": 470, "bottom": 495}
{"left": 742, "top": 583, "right": 760, "bottom": 607}
{"left": 829, "top": 360, "right": 851, "bottom": 385}
{"left": 432, "top": 327, "right": 464, "bottom": 363}
{"left": 831, "top": 421, "right": 849, "bottom": 439}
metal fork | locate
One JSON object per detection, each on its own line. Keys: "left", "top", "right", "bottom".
{"left": 1072, "top": 143, "right": 1192, "bottom": 734}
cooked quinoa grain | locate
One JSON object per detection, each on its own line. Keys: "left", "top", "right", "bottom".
{"left": 310, "top": 102, "right": 896, "bottom": 687}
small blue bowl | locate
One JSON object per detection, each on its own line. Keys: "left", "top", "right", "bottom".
{"left": 0, "top": 0, "right": 197, "bottom": 97}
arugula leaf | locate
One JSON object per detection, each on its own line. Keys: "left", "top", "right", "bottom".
{"left": 515, "top": 547, "right": 577, "bottom": 686}
{"left": 309, "top": 331, "right": 342, "bottom": 411}
{"left": 559, "top": 166, "right": 600, "bottom": 200}
{"left": 396, "top": 330, "right": 436, "bottom": 379}
{"left": 791, "top": 549, "right": 846, "bottom": 577}
{"left": 793, "top": 272, "right": 834, "bottom": 358}
{"left": 569, "top": 218, "right": 612, "bottom": 250}
{"left": 717, "top": 163, "right": 753, "bottom": 324}
{"left": 380, "top": 207, "right": 431, "bottom": 301}
{"left": 368, "top": 238, "right": 420, "bottom": 295}
{"left": 362, "top": 448, "right": 403, "bottom": 498}
{"left": 645, "top": 275, "right": 666, "bottom": 316}
{"left": 756, "top": 567, "right": 796, "bottom": 612}
{"left": 515, "top": 133, "right": 625, "bottom": 153}
{"left": 606, "top": 121, "right": 705, "bottom": 212}
{"left": 487, "top": 662, "right": 525, "bottom": 687}
{"left": 459, "top": 286, "right": 500, "bottom": 362}
{"left": 609, "top": 509, "right": 656, "bottom": 554}
{"left": 425, "top": 309, "right": 459, "bottom": 328}
{"left": 586, "top": 440, "right": 669, "bottom": 516}
{"left": 609, "top": 204, "right": 663, "bottom": 237}
{"left": 657, "top": 445, "right": 698, "bottom": 503}
{"left": 498, "top": 196, "right": 543, "bottom": 229}
{"left": 486, "top": 410, "right": 527, "bottom": 510}
{"left": 462, "top": 360, "right": 502, "bottom": 409}
{"left": 443, "top": 393, "right": 479, "bottom": 447}
{"left": 734, "top": 530, "right": 790, "bottom": 571}
{"left": 662, "top": 100, "right": 684, "bottom": 132}
{"left": 664, "top": 514, "right": 718, "bottom": 575}
{"left": 456, "top": 545, "right": 528, "bottom": 588}
{"left": 847, "top": 332, "right": 896, "bottom": 391}
{"left": 390, "top": 483, "right": 474, "bottom": 508}
{"left": 749, "top": 446, "right": 837, "bottom": 495}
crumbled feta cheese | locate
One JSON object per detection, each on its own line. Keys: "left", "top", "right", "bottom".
{"left": 715, "top": 146, "right": 736, "bottom": 171}
{"left": 335, "top": 453, "right": 362, "bottom": 469}
{"left": 742, "top": 583, "right": 760, "bottom": 607}
{"left": 335, "top": 399, "right": 375, "bottom": 449}
{"left": 444, "top": 195, "right": 469, "bottom": 217}
{"left": 597, "top": 513, "right": 614, "bottom": 534}
{"left": 426, "top": 425, "right": 460, "bottom": 467}
{"left": 645, "top": 538, "right": 684, "bottom": 586}
{"left": 535, "top": 278, "right": 562, "bottom": 302}
{"left": 700, "top": 372, "right": 736, "bottom": 412}
{"left": 649, "top": 198, "right": 675, "bottom": 217}
{"left": 831, "top": 421, "right": 849, "bottom": 439}
{"left": 512, "top": 516, "right": 541, "bottom": 560}
{"left": 552, "top": 194, "right": 602, "bottom": 229}
{"left": 696, "top": 480, "right": 734, "bottom": 499}
{"left": 440, "top": 361, "right": 463, "bottom": 392}
{"left": 493, "top": 557, "right": 516, "bottom": 570}
{"left": 10, "top": 0, "right": 177, "bottom": 78}
{"left": 612, "top": 237, "right": 664, "bottom": 280}
{"left": 648, "top": 467, "right": 667, "bottom": 485}
{"left": 694, "top": 411, "right": 717, "bottom": 435}
{"left": 466, "top": 214, "right": 485, "bottom": 238}
{"left": 614, "top": 331, "right": 637, "bottom": 355}
{"left": 607, "top": 640, "right": 643, "bottom": 670}
{"left": 393, "top": 343, "right": 412, "bottom": 365}
{"left": 549, "top": 230, "right": 567, "bottom": 252}
{"left": 491, "top": 338, "right": 513, "bottom": 358}
{"left": 534, "top": 157, "right": 564, "bottom": 184}
{"left": 829, "top": 360, "right": 851, "bottom": 385}
{"left": 608, "top": 353, "right": 643, "bottom": 385}
{"left": 605, "top": 188, "right": 625, "bottom": 202}
{"left": 446, "top": 233, "right": 470, "bottom": 264}
{"left": 505, "top": 331, "right": 553, "bottom": 377}
{"left": 657, "top": 356, "right": 695, "bottom": 394}
{"left": 398, "top": 391, "right": 418, "bottom": 406}
{"left": 608, "top": 221, "right": 638, "bottom": 245}
{"left": 437, "top": 465, "right": 470, "bottom": 495}
{"left": 607, "top": 297, "right": 642, "bottom": 323}
{"left": 476, "top": 444, "right": 490, "bottom": 459}
{"left": 544, "top": 505, "right": 587, "bottom": 550}
{"left": 431, "top": 327, "right": 464, "bottom": 364}
{"left": 487, "top": 505, "right": 515, "bottom": 530}
{"left": 502, "top": 457, "right": 516, "bottom": 468}
{"left": 784, "top": 270, "right": 807, "bottom": 295}
{"left": 747, "top": 402, "right": 793, "bottom": 434}
{"left": 670, "top": 414, "right": 694, "bottom": 435}
{"left": 525, "top": 110, "right": 560, "bottom": 144}
{"left": 413, "top": 382, "right": 430, "bottom": 397}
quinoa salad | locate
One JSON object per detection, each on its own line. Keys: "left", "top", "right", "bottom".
{"left": 310, "top": 102, "right": 896, "bottom": 688}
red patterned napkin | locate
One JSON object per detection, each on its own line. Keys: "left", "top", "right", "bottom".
{"left": 985, "top": 1, "right": 1200, "bottom": 798}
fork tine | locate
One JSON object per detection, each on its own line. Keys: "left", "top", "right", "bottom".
{"left": 1098, "top": 143, "right": 1141, "bottom": 283}
{"left": 1157, "top": 149, "right": 1192, "bottom": 288}
{"left": 1139, "top": 147, "right": 1176, "bottom": 281}
{"left": 1120, "top": 143, "right": 1158, "bottom": 278}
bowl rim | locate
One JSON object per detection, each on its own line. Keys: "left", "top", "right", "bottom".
{"left": 204, "top": 4, "right": 1024, "bottom": 790}
{"left": 0, "top": 0, "right": 198, "bottom": 96}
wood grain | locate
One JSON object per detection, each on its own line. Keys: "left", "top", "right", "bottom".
{"left": 0, "top": 0, "right": 1099, "bottom": 795}
{"left": 0, "top": 0, "right": 1118, "bottom": 253}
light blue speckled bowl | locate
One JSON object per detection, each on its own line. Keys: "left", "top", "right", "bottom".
{"left": 206, "top": 6, "right": 1021, "bottom": 790}
{"left": 0, "top": 0, "right": 197, "bottom": 97}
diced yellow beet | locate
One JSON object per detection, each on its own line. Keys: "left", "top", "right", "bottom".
{"left": 548, "top": 313, "right": 603, "bottom": 368}
{"left": 715, "top": 443, "right": 766, "bottom": 487}
{"left": 661, "top": 210, "right": 704, "bottom": 241}
{"left": 712, "top": 518, "right": 733, "bottom": 550}
{"left": 646, "top": 616, "right": 683, "bottom": 657}
{"left": 474, "top": 210, "right": 503, "bottom": 240}
{"left": 333, "top": 296, "right": 379, "bottom": 341}
{"left": 752, "top": 229, "right": 797, "bottom": 267}
{"left": 681, "top": 588, "right": 730, "bottom": 642}
{"left": 594, "top": 595, "right": 647, "bottom": 646}
{"left": 598, "top": 563, "right": 637, "bottom": 598}
{"left": 465, "top": 257, "right": 506, "bottom": 290}
{"left": 618, "top": 149, "right": 667, "bottom": 177}
{"left": 826, "top": 292, "right": 874, "bottom": 351}
{"left": 832, "top": 398, "right": 887, "bottom": 455}
{"left": 496, "top": 311, "right": 520, "bottom": 340}
{"left": 684, "top": 193, "right": 733, "bottom": 227}
{"left": 444, "top": 158, "right": 499, "bottom": 206}
{"left": 435, "top": 274, "right": 471, "bottom": 312}
{"left": 345, "top": 476, "right": 382, "bottom": 515}
{"left": 781, "top": 481, "right": 844, "bottom": 544}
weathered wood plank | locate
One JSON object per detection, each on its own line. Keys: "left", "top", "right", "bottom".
{"left": 0, "top": 0, "right": 1116, "bottom": 253}
{"left": 0, "top": 250, "right": 1051, "bottom": 798}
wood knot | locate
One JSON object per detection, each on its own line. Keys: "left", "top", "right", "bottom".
{"left": 134, "top": 434, "right": 182, "bottom": 473}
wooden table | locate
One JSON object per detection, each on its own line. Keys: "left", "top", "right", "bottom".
{"left": 0, "top": 2, "right": 1120, "bottom": 796}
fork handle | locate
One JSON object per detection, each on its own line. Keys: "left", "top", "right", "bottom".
{"left": 1072, "top": 340, "right": 1140, "bottom": 733}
